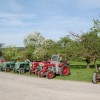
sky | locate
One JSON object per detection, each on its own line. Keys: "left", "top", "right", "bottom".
{"left": 0, "top": 0, "right": 100, "bottom": 47}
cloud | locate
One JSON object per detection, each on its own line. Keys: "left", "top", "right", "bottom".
{"left": 0, "top": 15, "right": 93, "bottom": 47}
{"left": 0, "top": 0, "right": 99, "bottom": 47}
{"left": 76, "top": 0, "right": 100, "bottom": 10}
{"left": 0, "top": 32, "right": 27, "bottom": 47}
{"left": 0, "top": 13, "right": 37, "bottom": 26}
{"left": 38, "top": 15, "right": 92, "bottom": 31}
{"left": 30, "top": 15, "right": 93, "bottom": 41}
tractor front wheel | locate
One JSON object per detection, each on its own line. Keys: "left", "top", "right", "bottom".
{"left": 46, "top": 71, "right": 55, "bottom": 79}
{"left": 35, "top": 69, "right": 40, "bottom": 76}
{"left": 92, "top": 73, "right": 99, "bottom": 84}
{"left": 38, "top": 71, "right": 44, "bottom": 77}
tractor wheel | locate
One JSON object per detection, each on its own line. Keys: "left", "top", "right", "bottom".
{"left": 0, "top": 67, "right": 3, "bottom": 71}
{"left": 35, "top": 69, "right": 40, "bottom": 76}
{"left": 29, "top": 69, "right": 34, "bottom": 74}
{"left": 5, "top": 68, "right": 10, "bottom": 72}
{"left": 92, "top": 73, "right": 99, "bottom": 84}
{"left": 13, "top": 68, "right": 16, "bottom": 73}
{"left": 60, "top": 64, "right": 70, "bottom": 76}
{"left": 19, "top": 69, "right": 25, "bottom": 74}
{"left": 38, "top": 71, "right": 44, "bottom": 77}
{"left": 46, "top": 71, "right": 55, "bottom": 79}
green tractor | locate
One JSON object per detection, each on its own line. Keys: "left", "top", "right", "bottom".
{"left": 0, "top": 61, "right": 15, "bottom": 72}
{"left": 13, "top": 61, "right": 30, "bottom": 74}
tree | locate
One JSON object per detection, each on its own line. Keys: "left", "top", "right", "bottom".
{"left": 24, "top": 32, "right": 45, "bottom": 48}
{"left": 70, "top": 19, "right": 100, "bottom": 69}
{"left": 43, "top": 39, "right": 56, "bottom": 57}
{"left": 24, "top": 32, "right": 46, "bottom": 61}
{"left": 2, "top": 46, "right": 25, "bottom": 61}
{"left": 24, "top": 45, "right": 35, "bottom": 61}
{"left": 89, "top": 19, "right": 100, "bottom": 71}
{"left": 57, "top": 35, "right": 82, "bottom": 61}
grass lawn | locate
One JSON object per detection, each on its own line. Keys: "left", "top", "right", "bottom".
{"left": 56, "top": 68, "right": 94, "bottom": 82}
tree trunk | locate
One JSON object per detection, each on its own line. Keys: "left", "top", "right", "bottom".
{"left": 94, "top": 58, "right": 98, "bottom": 72}
{"left": 86, "top": 63, "right": 90, "bottom": 69}
{"left": 85, "top": 57, "right": 90, "bottom": 69}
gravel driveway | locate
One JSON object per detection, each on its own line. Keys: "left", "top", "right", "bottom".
{"left": 0, "top": 72, "right": 100, "bottom": 100}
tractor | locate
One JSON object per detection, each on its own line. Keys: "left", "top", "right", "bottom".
{"left": 92, "top": 67, "right": 100, "bottom": 84}
{"left": 38, "top": 54, "right": 70, "bottom": 79}
{"left": 29, "top": 61, "right": 48, "bottom": 75}
{"left": 0, "top": 61, "right": 15, "bottom": 72}
{"left": 13, "top": 61, "right": 30, "bottom": 74}
{"left": 29, "top": 61, "right": 40, "bottom": 75}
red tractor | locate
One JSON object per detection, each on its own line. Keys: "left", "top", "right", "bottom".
{"left": 29, "top": 61, "right": 47, "bottom": 75}
{"left": 29, "top": 61, "right": 39, "bottom": 74}
{"left": 38, "top": 54, "right": 70, "bottom": 79}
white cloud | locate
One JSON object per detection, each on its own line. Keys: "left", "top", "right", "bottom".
{"left": 0, "top": 0, "right": 98, "bottom": 47}
{"left": 0, "top": 33, "right": 27, "bottom": 47}
{"left": 0, "top": 13, "right": 37, "bottom": 26}
{"left": 30, "top": 15, "right": 93, "bottom": 41}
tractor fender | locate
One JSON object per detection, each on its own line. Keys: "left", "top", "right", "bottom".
{"left": 58, "top": 63, "right": 64, "bottom": 67}
{"left": 59, "top": 63, "right": 69, "bottom": 67}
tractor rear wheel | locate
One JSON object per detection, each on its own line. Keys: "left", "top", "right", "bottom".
{"left": 0, "top": 67, "right": 3, "bottom": 71}
{"left": 5, "top": 68, "right": 10, "bottom": 72}
{"left": 92, "top": 72, "right": 99, "bottom": 84}
{"left": 29, "top": 69, "right": 34, "bottom": 74}
{"left": 35, "top": 69, "right": 40, "bottom": 76}
{"left": 60, "top": 64, "right": 70, "bottom": 76}
{"left": 19, "top": 69, "right": 25, "bottom": 74}
{"left": 13, "top": 68, "right": 16, "bottom": 73}
{"left": 46, "top": 71, "right": 55, "bottom": 79}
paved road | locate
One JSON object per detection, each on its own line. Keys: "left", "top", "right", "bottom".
{"left": 0, "top": 72, "right": 100, "bottom": 100}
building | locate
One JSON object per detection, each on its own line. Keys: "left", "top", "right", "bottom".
{"left": 0, "top": 43, "right": 4, "bottom": 48}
